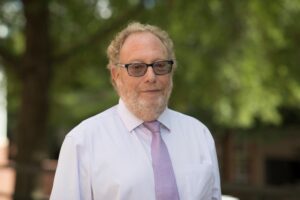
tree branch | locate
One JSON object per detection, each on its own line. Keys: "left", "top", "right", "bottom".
{"left": 53, "top": 4, "right": 143, "bottom": 65}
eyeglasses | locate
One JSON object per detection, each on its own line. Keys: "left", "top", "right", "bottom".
{"left": 117, "top": 60, "right": 174, "bottom": 77}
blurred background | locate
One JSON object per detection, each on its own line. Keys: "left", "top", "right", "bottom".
{"left": 0, "top": 0, "right": 300, "bottom": 199}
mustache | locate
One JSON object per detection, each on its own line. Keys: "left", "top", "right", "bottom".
{"left": 141, "top": 88, "right": 162, "bottom": 92}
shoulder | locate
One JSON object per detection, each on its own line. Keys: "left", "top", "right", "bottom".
{"left": 66, "top": 105, "right": 118, "bottom": 141}
{"left": 167, "top": 108, "right": 215, "bottom": 144}
{"left": 167, "top": 108, "right": 207, "bottom": 129}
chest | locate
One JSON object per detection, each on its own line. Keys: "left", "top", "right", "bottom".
{"left": 89, "top": 128, "right": 214, "bottom": 200}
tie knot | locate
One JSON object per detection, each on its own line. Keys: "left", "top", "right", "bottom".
{"left": 143, "top": 121, "right": 160, "bottom": 133}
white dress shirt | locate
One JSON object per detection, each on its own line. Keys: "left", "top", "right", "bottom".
{"left": 50, "top": 99, "right": 221, "bottom": 200}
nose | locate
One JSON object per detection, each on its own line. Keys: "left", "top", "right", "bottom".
{"left": 144, "top": 66, "right": 156, "bottom": 82}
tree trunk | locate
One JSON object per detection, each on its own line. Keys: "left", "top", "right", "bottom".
{"left": 14, "top": 0, "right": 51, "bottom": 199}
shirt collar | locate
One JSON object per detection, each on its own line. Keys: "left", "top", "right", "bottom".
{"left": 117, "top": 98, "right": 171, "bottom": 133}
{"left": 157, "top": 108, "right": 171, "bottom": 132}
{"left": 117, "top": 98, "right": 143, "bottom": 132}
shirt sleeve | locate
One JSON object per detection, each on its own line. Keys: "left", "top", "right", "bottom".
{"left": 204, "top": 127, "right": 222, "bottom": 200}
{"left": 50, "top": 134, "right": 92, "bottom": 200}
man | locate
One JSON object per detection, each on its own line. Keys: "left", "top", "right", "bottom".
{"left": 50, "top": 22, "right": 221, "bottom": 200}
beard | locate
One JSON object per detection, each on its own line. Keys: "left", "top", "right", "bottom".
{"left": 116, "top": 79, "right": 173, "bottom": 121}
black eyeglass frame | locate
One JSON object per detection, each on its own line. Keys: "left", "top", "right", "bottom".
{"left": 117, "top": 60, "right": 174, "bottom": 77}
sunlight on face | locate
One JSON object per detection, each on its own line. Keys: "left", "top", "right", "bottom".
{"left": 113, "top": 32, "right": 173, "bottom": 121}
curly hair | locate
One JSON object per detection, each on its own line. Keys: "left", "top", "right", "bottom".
{"left": 106, "top": 22, "right": 176, "bottom": 69}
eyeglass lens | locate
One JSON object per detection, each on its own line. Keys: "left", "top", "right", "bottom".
{"left": 126, "top": 60, "right": 173, "bottom": 77}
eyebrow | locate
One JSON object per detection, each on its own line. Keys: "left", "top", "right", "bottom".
{"left": 123, "top": 59, "right": 168, "bottom": 64}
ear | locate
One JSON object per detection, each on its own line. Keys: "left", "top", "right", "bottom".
{"left": 111, "top": 66, "right": 120, "bottom": 82}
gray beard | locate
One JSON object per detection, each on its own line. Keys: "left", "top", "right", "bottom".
{"left": 116, "top": 78, "right": 173, "bottom": 121}
{"left": 121, "top": 86, "right": 172, "bottom": 121}
{"left": 126, "top": 95, "right": 168, "bottom": 121}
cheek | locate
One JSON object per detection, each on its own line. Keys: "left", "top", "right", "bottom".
{"left": 161, "top": 76, "right": 172, "bottom": 89}
{"left": 119, "top": 76, "right": 139, "bottom": 94}
{"left": 127, "top": 77, "right": 141, "bottom": 89}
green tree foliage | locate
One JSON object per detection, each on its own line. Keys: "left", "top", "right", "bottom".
{"left": 0, "top": 0, "right": 300, "bottom": 198}
{"left": 168, "top": 0, "right": 300, "bottom": 127}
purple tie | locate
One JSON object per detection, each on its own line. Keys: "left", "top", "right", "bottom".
{"left": 144, "top": 121, "right": 180, "bottom": 200}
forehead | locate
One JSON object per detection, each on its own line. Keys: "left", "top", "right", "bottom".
{"left": 123, "top": 31, "right": 163, "bottom": 43}
{"left": 119, "top": 32, "right": 167, "bottom": 61}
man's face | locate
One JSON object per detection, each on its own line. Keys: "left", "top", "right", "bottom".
{"left": 112, "top": 32, "right": 173, "bottom": 121}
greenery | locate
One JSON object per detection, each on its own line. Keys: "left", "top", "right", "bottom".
{"left": 0, "top": 0, "right": 300, "bottom": 198}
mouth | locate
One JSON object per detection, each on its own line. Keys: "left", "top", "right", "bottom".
{"left": 142, "top": 89, "right": 161, "bottom": 93}
{"left": 141, "top": 89, "right": 162, "bottom": 95}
